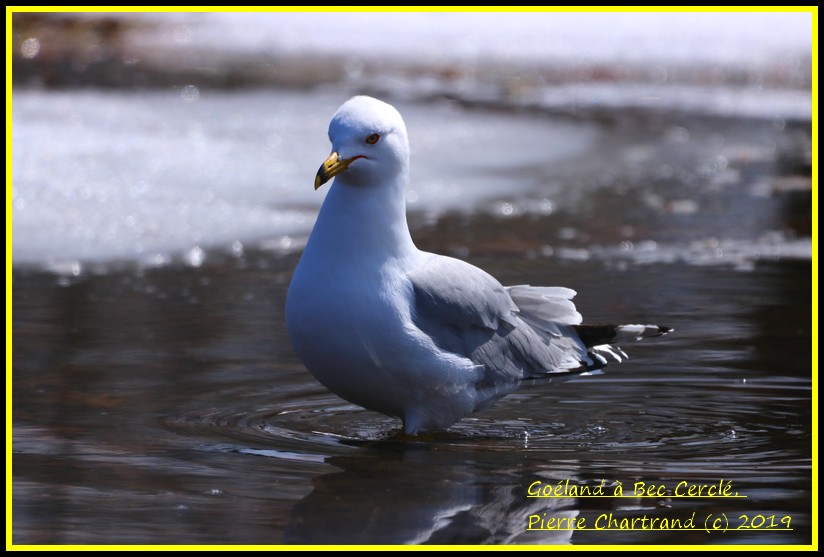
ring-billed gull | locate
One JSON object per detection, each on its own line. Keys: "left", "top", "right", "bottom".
{"left": 286, "top": 96, "right": 672, "bottom": 434}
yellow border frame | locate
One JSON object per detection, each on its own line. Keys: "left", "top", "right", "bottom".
{"left": 6, "top": 5, "right": 818, "bottom": 552}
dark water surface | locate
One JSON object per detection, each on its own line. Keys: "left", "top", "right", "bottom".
{"left": 12, "top": 241, "right": 812, "bottom": 545}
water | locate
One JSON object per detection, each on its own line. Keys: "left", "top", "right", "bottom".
{"left": 11, "top": 11, "right": 813, "bottom": 546}
{"left": 12, "top": 247, "right": 812, "bottom": 545}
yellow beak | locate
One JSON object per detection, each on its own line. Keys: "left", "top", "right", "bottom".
{"left": 314, "top": 152, "right": 357, "bottom": 190}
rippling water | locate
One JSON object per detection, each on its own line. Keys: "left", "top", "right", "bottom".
{"left": 12, "top": 242, "right": 812, "bottom": 544}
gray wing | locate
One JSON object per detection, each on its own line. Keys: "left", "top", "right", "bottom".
{"left": 408, "top": 255, "right": 595, "bottom": 388}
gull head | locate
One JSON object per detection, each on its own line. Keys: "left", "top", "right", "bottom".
{"left": 315, "top": 96, "right": 410, "bottom": 190}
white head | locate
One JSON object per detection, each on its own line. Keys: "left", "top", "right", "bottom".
{"left": 315, "top": 96, "right": 410, "bottom": 190}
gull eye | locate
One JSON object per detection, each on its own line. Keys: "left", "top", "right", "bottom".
{"left": 365, "top": 133, "right": 381, "bottom": 145}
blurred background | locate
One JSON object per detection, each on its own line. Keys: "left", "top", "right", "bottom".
{"left": 11, "top": 10, "right": 814, "bottom": 546}
{"left": 11, "top": 11, "right": 812, "bottom": 268}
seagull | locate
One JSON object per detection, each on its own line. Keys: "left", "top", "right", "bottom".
{"left": 286, "top": 96, "right": 671, "bottom": 434}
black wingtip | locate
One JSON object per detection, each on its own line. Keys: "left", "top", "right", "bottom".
{"left": 574, "top": 323, "right": 674, "bottom": 347}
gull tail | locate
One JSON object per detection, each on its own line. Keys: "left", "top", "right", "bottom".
{"left": 575, "top": 324, "right": 673, "bottom": 346}
{"left": 575, "top": 324, "right": 674, "bottom": 365}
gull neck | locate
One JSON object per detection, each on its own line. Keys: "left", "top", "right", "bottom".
{"left": 307, "top": 173, "right": 418, "bottom": 264}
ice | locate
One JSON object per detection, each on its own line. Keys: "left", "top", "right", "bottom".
{"left": 11, "top": 89, "right": 596, "bottom": 267}
{"left": 131, "top": 12, "right": 811, "bottom": 70}
{"left": 11, "top": 12, "right": 812, "bottom": 271}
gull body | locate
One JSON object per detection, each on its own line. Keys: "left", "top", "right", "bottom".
{"left": 286, "top": 96, "right": 670, "bottom": 434}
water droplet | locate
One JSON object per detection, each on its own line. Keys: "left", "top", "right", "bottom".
{"left": 498, "top": 202, "right": 516, "bottom": 217}
{"left": 231, "top": 240, "right": 244, "bottom": 258}
{"left": 21, "top": 37, "right": 40, "bottom": 59}
{"left": 185, "top": 246, "right": 205, "bottom": 267}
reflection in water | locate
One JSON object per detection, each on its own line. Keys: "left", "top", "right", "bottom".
{"left": 285, "top": 448, "right": 580, "bottom": 545}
